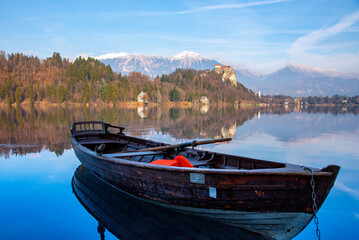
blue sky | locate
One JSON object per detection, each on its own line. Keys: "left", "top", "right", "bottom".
{"left": 1, "top": 0, "right": 359, "bottom": 75}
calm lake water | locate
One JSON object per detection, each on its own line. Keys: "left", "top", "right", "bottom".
{"left": 0, "top": 104, "right": 358, "bottom": 240}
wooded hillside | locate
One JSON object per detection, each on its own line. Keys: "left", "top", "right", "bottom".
{"left": 0, "top": 51, "right": 258, "bottom": 105}
{"left": 154, "top": 69, "right": 257, "bottom": 103}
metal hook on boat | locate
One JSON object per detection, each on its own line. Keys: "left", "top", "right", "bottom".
{"left": 191, "top": 140, "right": 197, "bottom": 149}
{"left": 96, "top": 144, "right": 106, "bottom": 156}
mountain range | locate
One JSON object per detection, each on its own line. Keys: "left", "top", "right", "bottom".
{"left": 240, "top": 65, "right": 359, "bottom": 97}
{"left": 95, "top": 51, "right": 359, "bottom": 97}
{"left": 97, "top": 51, "right": 218, "bottom": 76}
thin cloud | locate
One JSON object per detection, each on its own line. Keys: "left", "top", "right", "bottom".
{"left": 26, "top": 50, "right": 38, "bottom": 56}
{"left": 287, "top": 61, "right": 359, "bottom": 78}
{"left": 95, "top": 52, "right": 129, "bottom": 60}
{"left": 198, "top": 0, "right": 291, "bottom": 12}
{"left": 289, "top": 10, "right": 359, "bottom": 55}
{"left": 73, "top": 52, "right": 93, "bottom": 60}
{"left": 136, "top": 0, "right": 291, "bottom": 16}
{"left": 335, "top": 181, "right": 359, "bottom": 200}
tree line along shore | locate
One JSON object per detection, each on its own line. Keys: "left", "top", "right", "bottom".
{"left": 0, "top": 52, "right": 258, "bottom": 107}
{"left": 1, "top": 51, "right": 358, "bottom": 107}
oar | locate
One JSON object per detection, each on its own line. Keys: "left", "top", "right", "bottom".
{"left": 125, "top": 138, "right": 232, "bottom": 153}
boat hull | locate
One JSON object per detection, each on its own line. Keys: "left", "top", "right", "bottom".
{"left": 73, "top": 164, "right": 313, "bottom": 240}
{"left": 73, "top": 144, "right": 337, "bottom": 213}
{"left": 70, "top": 121, "right": 340, "bottom": 240}
{"left": 147, "top": 201, "right": 312, "bottom": 240}
{"left": 72, "top": 164, "right": 269, "bottom": 240}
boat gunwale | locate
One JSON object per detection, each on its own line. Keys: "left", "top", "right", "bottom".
{"left": 71, "top": 137, "right": 337, "bottom": 177}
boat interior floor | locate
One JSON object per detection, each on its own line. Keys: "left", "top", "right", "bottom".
{"left": 76, "top": 135, "right": 287, "bottom": 171}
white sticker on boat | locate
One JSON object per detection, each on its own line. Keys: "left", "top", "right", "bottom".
{"left": 209, "top": 187, "right": 217, "bottom": 198}
{"left": 190, "top": 173, "right": 205, "bottom": 184}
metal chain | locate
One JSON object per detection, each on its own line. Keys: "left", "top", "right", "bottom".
{"left": 304, "top": 167, "right": 321, "bottom": 240}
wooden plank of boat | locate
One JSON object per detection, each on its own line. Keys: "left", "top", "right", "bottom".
{"left": 103, "top": 151, "right": 159, "bottom": 158}
{"left": 72, "top": 165, "right": 267, "bottom": 240}
{"left": 70, "top": 121, "right": 340, "bottom": 240}
{"left": 124, "top": 138, "right": 232, "bottom": 153}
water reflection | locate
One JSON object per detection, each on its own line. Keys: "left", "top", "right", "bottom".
{"left": 72, "top": 165, "right": 266, "bottom": 240}
{"left": 0, "top": 104, "right": 358, "bottom": 158}
{"left": 137, "top": 105, "right": 149, "bottom": 119}
{"left": 1, "top": 104, "right": 358, "bottom": 239}
{"left": 200, "top": 104, "right": 209, "bottom": 114}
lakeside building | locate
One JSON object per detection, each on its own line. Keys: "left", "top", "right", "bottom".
{"left": 200, "top": 96, "right": 209, "bottom": 104}
{"left": 137, "top": 91, "right": 149, "bottom": 104}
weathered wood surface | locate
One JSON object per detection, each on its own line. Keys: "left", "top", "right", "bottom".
{"left": 72, "top": 165, "right": 269, "bottom": 240}
{"left": 73, "top": 145, "right": 338, "bottom": 213}
{"left": 71, "top": 121, "right": 340, "bottom": 214}
{"left": 125, "top": 138, "right": 232, "bottom": 153}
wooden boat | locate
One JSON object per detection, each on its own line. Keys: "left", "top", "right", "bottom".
{"left": 72, "top": 164, "right": 267, "bottom": 240}
{"left": 70, "top": 121, "right": 340, "bottom": 240}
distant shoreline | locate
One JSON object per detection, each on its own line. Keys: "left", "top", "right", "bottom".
{"left": 1, "top": 100, "right": 357, "bottom": 108}
{"left": 0, "top": 98, "right": 262, "bottom": 108}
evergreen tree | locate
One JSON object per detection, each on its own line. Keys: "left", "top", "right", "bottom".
{"left": 111, "top": 83, "right": 118, "bottom": 103}
{"left": 105, "top": 65, "right": 114, "bottom": 81}
{"left": 50, "top": 52, "right": 62, "bottom": 67}
{"left": 29, "top": 84, "right": 34, "bottom": 105}
{"left": 213, "top": 93, "right": 218, "bottom": 103}
{"left": 169, "top": 87, "right": 180, "bottom": 102}
{"left": 45, "top": 83, "right": 56, "bottom": 102}
{"left": 56, "top": 83, "right": 67, "bottom": 102}
{"left": 0, "top": 82, "right": 5, "bottom": 99}
{"left": 102, "top": 83, "right": 112, "bottom": 102}
{"left": 15, "top": 81, "right": 23, "bottom": 105}
{"left": 133, "top": 85, "right": 141, "bottom": 101}
{"left": 5, "top": 75, "right": 13, "bottom": 96}
{"left": 83, "top": 83, "right": 90, "bottom": 103}
{"left": 98, "top": 78, "right": 106, "bottom": 99}
{"left": 36, "top": 82, "right": 42, "bottom": 101}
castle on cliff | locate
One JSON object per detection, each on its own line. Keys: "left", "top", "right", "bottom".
{"left": 215, "top": 64, "right": 233, "bottom": 70}
{"left": 213, "top": 64, "right": 237, "bottom": 86}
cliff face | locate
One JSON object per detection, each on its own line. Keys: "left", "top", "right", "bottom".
{"left": 213, "top": 65, "right": 237, "bottom": 86}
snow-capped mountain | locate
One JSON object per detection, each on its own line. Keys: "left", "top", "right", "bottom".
{"left": 244, "top": 64, "right": 359, "bottom": 97}
{"left": 96, "top": 51, "right": 359, "bottom": 97}
{"left": 96, "top": 52, "right": 128, "bottom": 60}
{"left": 170, "top": 51, "right": 205, "bottom": 61}
{"left": 97, "top": 51, "right": 220, "bottom": 78}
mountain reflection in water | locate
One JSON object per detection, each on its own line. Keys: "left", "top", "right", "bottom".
{"left": 1, "top": 104, "right": 358, "bottom": 239}
{"left": 0, "top": 104, "right": 358, "bottom": 159}
{"left": 72, "top": 165, "right": 266, "bottom": 240}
